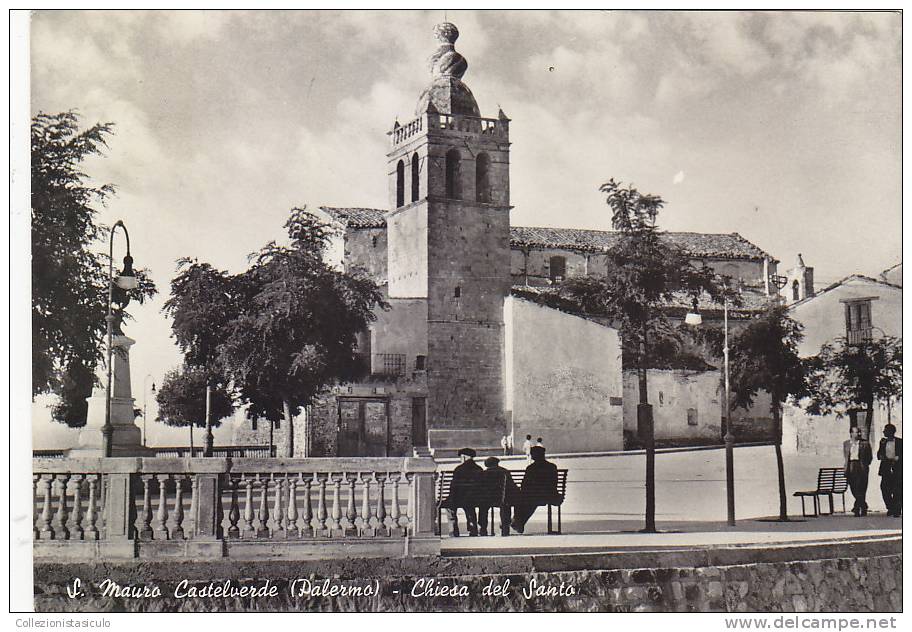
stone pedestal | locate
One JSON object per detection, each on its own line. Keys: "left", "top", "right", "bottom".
{"left": 72, "top": 335, "right": 144, "bottom": 457}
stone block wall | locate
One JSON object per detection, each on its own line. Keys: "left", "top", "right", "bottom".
{"left": 33, "top": 553, "right": 901, "bottom": 612}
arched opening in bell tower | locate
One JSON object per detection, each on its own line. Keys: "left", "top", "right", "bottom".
{"left": 476, "top": 152, "right": 491, "bottom": 203}
{"left": 445, "top": 148, "right": 461, "bottom": 199}
{"left": 411, "top": 153, "right": 420, "bottom": 202}
{"left": 396, "top": 159, "right": 405, "bottom": 207}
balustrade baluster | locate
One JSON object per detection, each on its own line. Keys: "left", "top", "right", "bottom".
{"left": 271, "top": 475, "right": 285, "bottom": 538}
{"left": 404, "top": 473, "right": 415, "bottom": 535}
{"left": 136, "top": 475, "right": 153, "bottom": 540}
{"left": 188, "top": 475, "right": 198, "bottom": 538}
{"left": 169, "top": 475, "right": 185, "bottom": 540}
{"left": 32, "top": 476, "right": 40, "bottom": 539}
{"left": 227, "top": 478, "right": 240, "bottom": 538}
{"left": 51, "top": 474, "right": 70, "bottom": 540}
{"left": 286, "top": 477, "right": 298, "bottom": 538}
{"left": 329, "top": 474, "right": 342, "bottom": 536}
{"left": 358, "top": 473, "right": 371, "bottom": 536}
{"left": 387, "top": 472, "right": 401, "bottom": 536}
{"left": 372, "top": 473, "right": 385, "bottom": 535}
{"left": 153, "top": 474, "right": 169, "bottom": 540}
{"left": 241, "top": 476, "right": 254, "bottom": 539}
{"left": 36, "top": 475, "right": 53, "bottom": 540}
{"left": 66, "top": 475, "right": 84, "bottom": 540}
{"left": 255, "top": 475, "right": 270, "bottom": 538}
{"left": 342, "top": 474, "right": 357, "bottom": 536}
{"left": 300, "top": 474, "right": 313, "bottom": 537}
{"left": 84, "top": 476, "right": 99, "bottom": 540}
{"left": 315, "top": 474, "right": 328, "bottom": 537}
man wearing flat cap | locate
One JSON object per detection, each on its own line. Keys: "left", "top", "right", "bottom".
{"left": 440, "top": 447, "right": 482, "bottom": 536}
{"left": 477, "top": 456, "right": 520, "bottom": 536}
{"left": 511, "top": 445, "right": 560, "bottom": 533}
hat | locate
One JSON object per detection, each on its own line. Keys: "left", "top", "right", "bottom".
{"left": 484, "top": 456, "right": 500, "bottom": 468}
{"left": 530, "top": 445, "right": 546, "bottom": 459}
{"left": 457, "top": 447, "right": 477, "bottom": 458}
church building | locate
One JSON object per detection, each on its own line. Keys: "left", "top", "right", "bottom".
{"left": 247, "top": 21, "right": 782, "bottom": 457}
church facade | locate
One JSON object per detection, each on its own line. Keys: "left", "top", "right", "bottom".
{"left": 276, "top": 21, "right": 781, "bottom": 457}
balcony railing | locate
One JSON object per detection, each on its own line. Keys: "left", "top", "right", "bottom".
{"left": 32, "top": 457, "right": 439, "bottom": 561}
{"left": 847, "top": 328, "right": 873, "bottom": 345}
{"left": 391, "top": 112, "right": 508, "bottom": 147}
{"left": 374, "top": 353, "right": 406, "bottom": 377}
{"left": 152, "top": 445, "right": 276, "bottom": 458}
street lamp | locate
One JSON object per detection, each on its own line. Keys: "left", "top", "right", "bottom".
{"left": 686, "top": 295, "right": 736, "bottom": 527}
{"left": 143, "top": 374, "right": 156, "bottom": 447}
{"left": 101, "top": 220, "right": 138, "bottom": 458}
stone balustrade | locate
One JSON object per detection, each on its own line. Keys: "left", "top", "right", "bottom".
{"left": 32, "top": 457, "right": 439, "bottom": 561}
{"left": 391, "top": 112, "right": 507, "bottom": 147}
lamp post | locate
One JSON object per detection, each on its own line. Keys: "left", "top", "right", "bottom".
{"left": 686, "top": 296, "right": 736, "bottom": 526}
{"left": 143, "top": 374, "right": 155, "bottom": 447}
{"left": 101, "top": 220, "right": 138, "bottom": 458}
{"left": 638, "top": 318, "right": 656, "bottom": 533}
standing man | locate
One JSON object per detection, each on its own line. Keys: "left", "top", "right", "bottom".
{"left": 535, "top": 437, "right": 544, "bottom": 448}
{"left": 506, "top": 434, "right": 514, "bottom": 455}
{"left": 500, "top": 435, "right": 509, "bottom": 456}
{"left": 511, "top": 446, "right": 560, "bottom": 533}
{"left": 477, "top": 456, "right": 519, "bottom": 536}
{"left": 440, "top": 447, "right": 482, "bottom": 536}
{"left": 522, "top": 434, "right": 533, "bottom": 462}
{"left": 844, "top": 426, "right": 873, "bottom": 516}
{"left": 877, "top": 423, "right": 902, "bottom": 517}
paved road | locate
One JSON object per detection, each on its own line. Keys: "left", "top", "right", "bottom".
{"left": 441, "top": 445, "right": 901, "bottom": 538}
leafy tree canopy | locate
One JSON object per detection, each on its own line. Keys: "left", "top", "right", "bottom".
{"left": 804, "top": 335, "right": 903, "bottom": 433}
{"left": 155, "top": 365, "right": 233, "bottom": 429}
{"left": 559, "top": 179, "right": 737, "bottom": 365}
{"left": 32, "top": 111, "right": 156, "bottom": 425}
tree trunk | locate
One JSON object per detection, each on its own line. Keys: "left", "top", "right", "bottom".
{"left": 864, "top": 399, "right": 874, "bottom": 441}
{"left": 773, "top": 405, "right": 789, "bottom": 521}
{"left": 204, "top": 382, "right": 213, "bottom": 457}
{"left": 283, "top": 399, "right": 294, "bottom": 458}
{"left": 268, "top": 419, "right": 274, "bottom": 457}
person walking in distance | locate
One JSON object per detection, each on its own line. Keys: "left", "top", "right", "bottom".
{"left": 844, "top": 426, "right": 873, "bottom": 516}
{"left": 522, "top": 434, "right": 533, "bottom": 462}
{"left": 877, "top": 423, "right": 902, "bottom": 517}
{"left": 500, "top": 435, "right": 509, "bottom": 456}
{"left": 535, "top": 437, "right": 544, "bottom": 448}
{"left": 440, "top": 447, "right": 482, "bottom": 536}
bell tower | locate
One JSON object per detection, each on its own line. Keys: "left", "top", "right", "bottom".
{"left": 386, "top": 22, "right": 512, "bottom": 450}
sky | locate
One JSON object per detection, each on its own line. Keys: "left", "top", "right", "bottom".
{"left": 26, "top": 9, "right": 902, "bottom": 446}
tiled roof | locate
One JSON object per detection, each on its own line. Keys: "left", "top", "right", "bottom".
{"left": 511, "top": 226, "right": 774, "bottom": 261}
{"left": 319, "top": 207, "right": 387, "bottom": 229}
{"left": 788, "top": 274, "right": 903, "bottom": 310}
{"left": 319, "top": 207, "right": 775, "bottom": 261}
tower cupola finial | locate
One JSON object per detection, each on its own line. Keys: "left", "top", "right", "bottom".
{"left": 428, "top": 22, "right": 467, "bottom": 79}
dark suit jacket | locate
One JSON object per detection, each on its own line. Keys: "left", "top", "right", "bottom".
{"left": 441, "top": 460, "right": 483, "bottom": 509}
{"left": 843, "top": 439, "right": 873, "bottom": 471}
{"left": 477, "top": 465, "right": 520, "bottom": 506}
{"left": 877, "top": 437, "right": 903, "bottom": 476}
{"left": 519, "top": 459, "right": 560, "bottom": 505}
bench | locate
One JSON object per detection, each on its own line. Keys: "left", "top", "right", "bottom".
{"left": 793, "top": 467, "right": 848, "bottom": 517}
{"left": 435, "top": 468, "right": 569, "bottom": 535}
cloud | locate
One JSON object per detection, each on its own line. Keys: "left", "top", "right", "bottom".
{"left": 673, "top": 170, "right": 685, "bottom": 185}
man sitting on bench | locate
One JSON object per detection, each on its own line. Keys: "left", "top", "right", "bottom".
{"left": 477, "top": 456, "right": 519, "bottom": 536}
{"left": 511, "top": 446, "right": 560, "bottom": 534}
{"left": 440, "top": 447, "right": 482, "bottom": 537}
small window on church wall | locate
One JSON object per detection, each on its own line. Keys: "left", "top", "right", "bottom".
{"left": 396, "top": 160, "right": 405, "bottom": 207}
{"left": 445, "top": 149, "right": 461, "bottom": 199}
{"left": 411, "top": 153, "right": 420, "bottom": 202}
{"left": 687, "top": 408, "right": 698, "bottom": 426}
{"left": 454, "top": 286, "right": 461, "bottom": 298}
{"left": 792, "top": 279, "right": 800, "bottom": 301}
{"left": 549, "top": 256, "right": 566, "bottom": 283}
{"left": 476, "top": 153, "right": 491, "bottom": 203}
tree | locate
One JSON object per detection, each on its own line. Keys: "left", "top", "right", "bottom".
{"left": 162, "top": 207, "right": 387, "bottom": 456}
{"left": 155, "top": 366, "right": 234, "bottom": 450}
{"left": 32, "top": 111, "right": 156, "bottom": 425}
{"left": 804, "top": 335, "right": 903, "bottom": 440}
{"left": 560, "top": 179, "right": 735, "bottom": 531}
{"left": 163, "top": 258, "right": 240, "bottom": 454}
{"left": 218, "top": 208, "right": 387, "bottom": 456}
{"left": 727, "top": 305, "right": 807, "bottom": 521}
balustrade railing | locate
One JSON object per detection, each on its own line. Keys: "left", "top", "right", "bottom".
{"left": 33, "top": 457, "right": 438, "bottom": 560}
{"left": 391, "top": 113, "right": 507, "bottom": 147}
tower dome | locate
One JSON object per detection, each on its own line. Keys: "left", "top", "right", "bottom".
{"left": 415, "top": 22, "right": 480, "bottom": 117}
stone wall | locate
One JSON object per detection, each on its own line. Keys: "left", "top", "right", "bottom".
{"left": 34, "top": 546, "right": 901, "bottom": 612}
{"left": 506, "top": 296, "right": 624, "bottom": 452}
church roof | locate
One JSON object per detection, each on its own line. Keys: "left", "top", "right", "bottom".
{"left": 787, "top": 274, "right": 903, "bottom": 310}
{"left": 319, "top": 207, "right": 775, "bottom": 262}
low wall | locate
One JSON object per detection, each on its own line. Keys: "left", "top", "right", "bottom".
{"left": 33, "top": 538, "right": 901, "bottom": 612}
